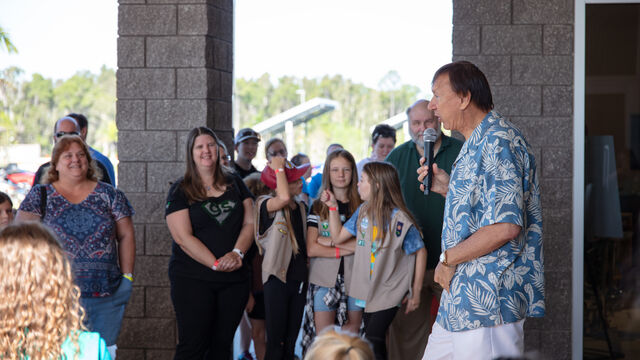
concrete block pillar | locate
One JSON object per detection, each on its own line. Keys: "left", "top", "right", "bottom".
{"left": 116, "top": 0, "right": 233, "bottom": 358}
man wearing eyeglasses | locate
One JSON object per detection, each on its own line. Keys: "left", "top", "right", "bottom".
{"left": 68, "top": 113, "right": 116, "bottom": 186}
{"left": 384, "top": 99, "right": 463, "bottom": 360}
{"left": 233, "top": 128, "right": 261, "bottom": 179}
{"left": 32, "top": 116, "right": 114, "bottom": 186}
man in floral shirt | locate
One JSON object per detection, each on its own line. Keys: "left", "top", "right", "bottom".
{"left": 417, "top": 61, "right": 544, "bottom": 359}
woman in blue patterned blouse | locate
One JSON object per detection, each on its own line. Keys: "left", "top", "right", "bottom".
{"left": 17, "top": 135, "right": 135, "bottom": 360}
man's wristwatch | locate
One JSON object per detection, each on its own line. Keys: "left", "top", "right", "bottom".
{"left": 439, "top": 250, "right": 451, "bottom": 267}
{"left": 232, "top": 248, "right": 244, "bottom": 259}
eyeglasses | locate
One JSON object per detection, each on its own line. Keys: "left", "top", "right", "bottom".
{"left": 55, "top": 131, "right": 80, "bottom": 138}
{"left": 268, "top": 149, "right": 287, "bottom": 157}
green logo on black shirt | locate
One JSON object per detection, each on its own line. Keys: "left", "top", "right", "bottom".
{"left": 202, "top": 200, "right": 237, "bottom": 226}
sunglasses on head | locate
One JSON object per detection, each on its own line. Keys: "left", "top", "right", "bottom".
{"left": 240, "top": 130, "right": 261, "bottom": 140}
{"left": 55, "top": 131, "right": 80, "bottom": 138}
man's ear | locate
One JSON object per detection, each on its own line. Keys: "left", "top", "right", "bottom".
{"left": 459, "top": 91, "right": 471, "bottom": 110}
{"left": 81, "top": 127, "right": 88, "bottom": 139}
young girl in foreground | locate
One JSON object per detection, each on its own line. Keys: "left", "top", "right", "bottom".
{"left": 302, "top": 150, "right": 363, "bottom": 352}
{"left": 0, "top": 222, "right": 111, "bottom": 359}
{"left": 321, "top": 161, "right": 426, "bottom": 360}
{"left": 256, "top": 155, "right": 310, "bottom": 360}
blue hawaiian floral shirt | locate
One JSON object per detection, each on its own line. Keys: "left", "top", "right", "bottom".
{"left": 436, "top": 111, "right": 545, "bottom": 332}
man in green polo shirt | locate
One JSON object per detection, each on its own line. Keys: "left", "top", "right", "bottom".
{"left": 385, "top": 99, "right": 462, "bottom": 360}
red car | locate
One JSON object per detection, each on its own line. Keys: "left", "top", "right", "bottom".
{"left": 6, "top": 171, "right": 35, "bottom": 185}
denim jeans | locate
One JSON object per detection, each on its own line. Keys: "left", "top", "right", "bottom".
{"left": 81, "top": 277, "right": 133, "bottom": 346}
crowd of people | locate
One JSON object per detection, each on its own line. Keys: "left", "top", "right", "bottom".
{"left": 0, "top": 61, "right": 544, "bottom": 360}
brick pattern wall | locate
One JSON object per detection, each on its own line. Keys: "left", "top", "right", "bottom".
{"left": 452, "top": 1, "right": 573, "bottom": 358}
{"left": 116, "top": 0, "right": 233, "bottom": 358}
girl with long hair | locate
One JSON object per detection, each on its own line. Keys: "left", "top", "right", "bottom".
{"left": 301, "top": 150, "right": 363, "bottom": 353}
{"left": 321, "top": 162, "right": 426, "bottom": 360}
{"left": 165, "top": 127, "right": 255, "bottom": 359}
{"left": 0, "top": 222, "right": 110, "bottom": 359}
{"left": 255, "top": 153, "right": 310, "bottom": 360}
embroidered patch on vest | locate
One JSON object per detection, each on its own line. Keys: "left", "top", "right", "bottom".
{"left": 395, "top": 221, "right": 404, "bottom": 237}
{"left": 357, "top": 239, "right": 365, "bottom": 246}
{"left": 201, "top": 199, "right": 237, "bottom": 226}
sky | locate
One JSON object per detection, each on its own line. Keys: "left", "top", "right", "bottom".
{"left": 0, "top": 0, "right": 452, "bottom": 95}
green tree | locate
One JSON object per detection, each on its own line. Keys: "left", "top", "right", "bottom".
{"left": 234, "top": 72, "right": 420, "bottom": 163}
{"left": 0, "top": 26, "right": 18, "bottom": 54}
{"left": 0, "top": 66, "right": 116, "bottom": 156}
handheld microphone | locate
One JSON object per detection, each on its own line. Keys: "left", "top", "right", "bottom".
{"left": 422, "top": 128, "right": 437, "bottom": 195}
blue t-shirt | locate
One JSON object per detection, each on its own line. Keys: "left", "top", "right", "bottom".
{"left": 19, "top": 182, "right": 135, "bottom": 297}
{"left": 305, "top": 172, "right": 323, "bottom": 199}
{"left": 90, "top": 147, "right": 116, "bottom": 186}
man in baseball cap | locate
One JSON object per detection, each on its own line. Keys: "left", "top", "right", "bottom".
{"left": 234, "top": 128, "right": 261, "bottom": 178}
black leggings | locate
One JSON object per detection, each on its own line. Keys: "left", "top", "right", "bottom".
{"left": 263, "top": 276, "right": 307, "bottom": 360}
{"left": 363, "top": 307, "right": 399, "bottom": 360}
{"left": 170, "top": 274, "right": 250, "bottom": 360}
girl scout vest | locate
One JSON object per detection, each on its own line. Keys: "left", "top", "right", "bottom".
{"left": 255, "top": 195, "right": 307, "bottom": 284}
{"left": 350, "top": 209, "right": 416, "bottom": 312}
{"left": 308, "top": 216, "right": 354, "bottom": 292}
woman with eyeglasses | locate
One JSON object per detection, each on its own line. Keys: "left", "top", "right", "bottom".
{"left": 219, "top": 141, "right": 232, "bottom": 168}
{"left": 17, "top": 135, "right": 135, "bottom": 359}
{"left": 264, "top": 138, "right": 288, "bottom": 161}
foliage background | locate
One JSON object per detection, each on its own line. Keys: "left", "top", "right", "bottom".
{"left": 0, "top": 66, "right": 117, "bottom": 158}
{"left": 1, "top": 67, "right": 419, "bottom": 165}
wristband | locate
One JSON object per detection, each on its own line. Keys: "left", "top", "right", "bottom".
{"left": 122, "top": 273, "right": 133, "bottom": 282}
{"left": 212, "top": 260, "right": 219, "bottom": 271}
{"left": 232, "top": 248, "right": 244, "bottom": 259}
{"left": 329, "top": 206, "right": 337, "bottom": 211}
{"left": 335, "top": 247, "right": 340, "bottom": 258}
{"left": 275, "top": 168, "right": 285, "bottom": 174}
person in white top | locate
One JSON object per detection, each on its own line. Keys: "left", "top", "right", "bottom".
{"left": 356, "top": 124, "right": 396, "bottom": 179}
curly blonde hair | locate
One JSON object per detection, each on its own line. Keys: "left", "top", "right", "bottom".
{"left": 304, "top": 330, "right": 374, "bottom": 360}
{"left": 0, "top": 222, "right": 85, "bottom": 360}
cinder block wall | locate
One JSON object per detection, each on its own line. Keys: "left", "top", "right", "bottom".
{"left": 452, "top": 1, "right": 574, "bottom": 358}
{"left": 116, "top": 0, "right": 233, "bottom": 358}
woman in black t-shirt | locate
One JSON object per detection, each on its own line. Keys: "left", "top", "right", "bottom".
{"left": 165, "top": 127, "right": 255, "bottom": 360}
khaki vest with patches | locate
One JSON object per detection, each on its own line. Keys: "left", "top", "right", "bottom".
{"left": 255, "top": 196, "right": 307, "bottom": 284}
{"left": 308, "top": 216, "right": 354, "bottom": 291}
{"left": 349, "top": 209, "right": 416, "bottom": 312}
